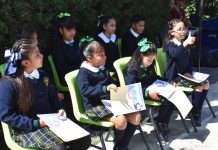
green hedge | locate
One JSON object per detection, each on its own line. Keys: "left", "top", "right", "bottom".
{"left": 0, "top": 0, "right": 171, "bottom": 62}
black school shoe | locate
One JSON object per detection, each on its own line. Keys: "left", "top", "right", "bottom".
{"left": 157, "top": 122, "right": 169, "bottom": 142}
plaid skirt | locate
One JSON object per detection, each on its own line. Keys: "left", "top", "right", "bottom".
{"left": 85, "top": 105, "right": 113, "bottom": 121}
{"left": 176, "top": 78, "right": 209, "bottom": 89}
{"left": 12, "top": 127, "right": 63, "bottom": 149}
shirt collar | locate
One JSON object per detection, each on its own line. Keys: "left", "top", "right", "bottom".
{"left": 24, "top": 69, "right": 40, "bottom": 79}
{"left": 130, "top": 28, "right": 139, "bottom": 38}
{"left": 64, "top": 39, "right": 74, "bottom": 44}
{"left": 98, "top": 32, "right": 116, "bottom": 43}
{"left": 172, "top": 38, "right": 182, "bottom": 46}
{"left": 81, "top": 61, "right": 105, "bottom": 73}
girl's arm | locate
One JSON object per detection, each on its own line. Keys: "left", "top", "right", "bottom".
{"left": 0, "top": 79, "right": 37, "bottom": 131}
{"left": 77, "top": 69, "right": 106, "bottom": 99}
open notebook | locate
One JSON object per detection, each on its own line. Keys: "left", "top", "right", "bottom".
{"left": 147, "top": 79, "right": 193, "bottom": 118}
{"left": 178, "top": 71, "right": 209, "bottom": 84}
{"left": 102, "top": 83, "right": 146, "bottom": 116}
{"left": 37, "top": 114, "right": 89, "bottom": 142}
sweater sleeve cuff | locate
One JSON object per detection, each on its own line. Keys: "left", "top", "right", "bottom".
{"left": 33, "top": 120, "right": 40, "bottom": 129}
{"left": 144, "top": 90, "right": 149, "bottom": 98}
{"left": 102, "top": 86, "right": 108, "bottom": 94}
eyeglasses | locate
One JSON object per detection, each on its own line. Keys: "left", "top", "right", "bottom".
{"left": 172, "top": 28, "right": 188, "bottom": 33}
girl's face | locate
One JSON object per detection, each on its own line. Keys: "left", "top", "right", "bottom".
{"left": 171, "top": 22, "right": 187, "bottom": 41}
{"left": 23, "top": 46, "right": 43, "bottom": 72}
{"left": 103, "top": 18, "right": 116, "bottom": 35}
{"left": 59, "top": 28, "right": 76, "bottom": 41}
{"left": 88, "top": 45, "right": 106, "bottom": 67}
{"left": 141, "top": 53, "right": 156, "bottom": 67}
{"left": 132, "top": 21, "right": 145, "bottom": 34}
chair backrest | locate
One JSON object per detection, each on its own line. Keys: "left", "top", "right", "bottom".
{"left": 155, "top": 48, "right": 167, "bottom": 78}
{"left": 116, "top": 38, "right": 122, "bottom": 58}
{"left": 64, "top": 70, "right": 114, "bottom": 127}
{"left": 47, "top": 55, "right": 68, "bottom": 92}
{"left": 1, "top": 122, "right": 37, "bottom": 150}
{"left": 0, "top": 63, "right": 6, "bottom": 77}
{"left": 113, "top": 57, "right": 131, "bottom": 86}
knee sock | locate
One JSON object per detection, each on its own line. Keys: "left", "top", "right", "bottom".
{"left": 114, "top": 128, "right": 126, "bottom": 147}
{"left": 192, "top": 91, "right": 203, "bottom": 115}
{"left": 198, "top": 90, "right": 208, "bottom": 111}
{"left": 157, "top": 100, "right": 174, "bottom": 124}
{"left": 119, "top": 122, "right": 137, "bottom": 149}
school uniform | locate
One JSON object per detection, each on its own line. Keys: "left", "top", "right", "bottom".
{"left": 52, "top": 39, "right": 82, "bottom": 86}
{"left": 0, "top": 69, "right": 91, "bottom": 149}
{"left": 77, "top": 61, "right": 114, "bottom": 121}
{"left": 165, "top": 38, "right": 208, "bottom": 126}
{"left": 165, "top": 38, "right": 193, "bottom": 81}
{"left": 95, "top": 32, "right": 119, "bottom": 71}
{"left": 124, "top": 65, "right": 174, "bottom": 125}
{"left": 122, "top": 28, "right": 143, "bottom": 57}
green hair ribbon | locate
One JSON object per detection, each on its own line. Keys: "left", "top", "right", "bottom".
{"left": 57, "top": 12, "right": 71, "bottom": 18}
{"left": 79, "top": 36, "right": 94, "bottom": 48}
{"left": 137, "top": 38, "right": 150, "bottom": 52}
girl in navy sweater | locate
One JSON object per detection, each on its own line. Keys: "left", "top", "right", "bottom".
{"left": 0, "top": 39, "right": 91, "bottom": 150}
{"left": 77, "top": 37, "right": 141, "bottom": 150}
{"left": 164, "top": 19, "right": 209, "bottom": 126}
{"left": 95, "top": 16, "right": 119, "bottom": 71}
{"left": 124, "top": 38, "right": 175, "bottom": 141}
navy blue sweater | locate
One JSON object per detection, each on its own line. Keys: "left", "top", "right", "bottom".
{"left": 0, "top": 70, "right": 62, "bottom": 131}
{"left": 77, "top": 67, "right": 115, "bottom": 110}
{"left": 124, "top": 66, "right": 163, "bottom": 99}
{"left": 95, "top": 36, "right": 119, "bottom": 71}
{"left": 165, "top": 41, "right": 193, "bottom": 81}
{"left": 122, "top": 30, "right": 142, "bottom": 57}
{"left": 52, "top": 41, "right": 82, "bottom": 85}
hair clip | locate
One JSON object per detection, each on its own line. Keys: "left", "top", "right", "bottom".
{"left": 137, "top": 38, "right": 150, "bottom": 52}
{"left": 57, "top": 12, "right": 71, "bottom": 18}
{"left": 79, "top": 36, "right": 94, "bottom": 48}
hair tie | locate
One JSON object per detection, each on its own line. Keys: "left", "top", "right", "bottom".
{"left": 137, "top": 38, "right": 151, "bottom": 52}
{"left": 4, "top": 48, "right": 22, "bottom": 75}
{"left": 57, "top": 12, "right": 71, "bottom": 18}
{"left": 97, "top": 14, "right": 103, "bottom": 27}
{"left": 79, "top": 36, "right": 94, "bottom": 48}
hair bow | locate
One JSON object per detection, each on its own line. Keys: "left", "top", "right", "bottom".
{"left": 4, "top": 48, "right": 22, "bottom": 75}
{"left": 79, "top": 36, "right": 94, "bottom": 48}
{"left": 137, "top": 38, "right": 150, "bottom": 52}
{"left": 57, "top": 12, "right": 71, "bottom": 18}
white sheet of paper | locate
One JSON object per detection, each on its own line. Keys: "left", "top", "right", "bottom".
{"left": 147, "top": 80, "right": 192, "bottom": 118}
{"left": 37, "top": 114, "right": 89, "bottom": 142}
{"left": 102, "top": 83, "right": 146, "bottom": 116}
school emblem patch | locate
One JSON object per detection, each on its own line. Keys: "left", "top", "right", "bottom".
{"left": 43, "top": 77, "right": 49, "bottom": 87}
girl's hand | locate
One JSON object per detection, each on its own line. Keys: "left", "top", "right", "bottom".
{"left": 39, "top": 119, "right": 47, "bottom": 128}
{"left": 184, "top": 73, "right": 193, "bottom": 78}
{"left": 58, "top": 92, "right": 64, "bottom": 101}
{"left": 107, "top": 84, "right": 117, "bottom": 92}
{"left": 183, "top": 32, "right": 195, "bottom": 47}
{"left": 170, "top": 81, "right": 177, "bottom": 87}
{"left": 149, "top": 90, "right": 160, "bottom": 100}
{"left": 58, "top": 109, "right": 67, "bottom": 117}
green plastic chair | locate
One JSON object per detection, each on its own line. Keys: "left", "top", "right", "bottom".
{"left": 113, "top": 57, "right": 164, "bottom": 149}
{"left": 0, "top": 63, "right": 6, "bottom": 77}
{"left": 116, "top": 38, "right": 122, "bottom": 58}
{"left": 1, "top": 122, "right": 38, "bottom": 150}
{"left": 155, "top": 48, "right": 216, "bottom": 119}
{"left": 48, "top": 55, "right": 68, "bottom": 92}
{"left": 65, "top": 70, "right": 114, "bottom": 150}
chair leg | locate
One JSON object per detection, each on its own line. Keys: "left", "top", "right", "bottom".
{"left": 105, "top": 128, "right": 113, "bottom": 142}
{"left": 138, "top": 125, "right": 151, "bottom": 150}
{"left": 205, "top": 97, "right": 216, "bottom": 118}
{"left": 99, "top": 129, "right": 107, "bottom": 150}
{"left": 148, "top": 107, "right": 164, "bottom": 150}
{"left": 177, "top": 110, "right": 190, "bottom": 133}
{"left": 188, "top": 113, "right": 198, "bottom": 133}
